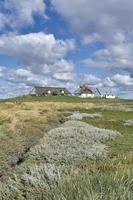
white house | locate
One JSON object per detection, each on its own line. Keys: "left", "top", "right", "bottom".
{"left": 74, "top": 85, "right": 95, "bottom": 98}
{"left": 105, "top": 95, "right": 116, "bottom": 99}
{"left": 97, "top": 88, "right": 116, "bottom": 99}
{"left": 74, "top": 85, "right": 116, "bottom": 99}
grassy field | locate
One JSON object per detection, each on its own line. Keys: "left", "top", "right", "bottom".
{"left": 0, "top": 96, "right": 133, "bottom": 199}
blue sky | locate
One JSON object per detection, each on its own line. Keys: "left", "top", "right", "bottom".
{"left": 0, "top": 0, "right": 133, "bottom": 99}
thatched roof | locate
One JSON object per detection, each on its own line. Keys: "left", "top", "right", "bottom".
{"left": 30, "top": 87, "right": 71, "bottom": 96}
{"left": 74, "top": 85, "right": 94, "bottom": 95}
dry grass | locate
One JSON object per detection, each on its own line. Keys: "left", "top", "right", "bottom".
{"left": 0, "top": 98, "right": 132, "bottom": 200}
{"left": 0, "top": 101, "right": 94, "bottom": 176}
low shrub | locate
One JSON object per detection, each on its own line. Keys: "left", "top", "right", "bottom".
{"left": 124, "top": 119, "right": 133, "bottom": 126}
{"left": 66, "top": 112, "right": 102, "bottom": 120}
{"left": 29, "top": 120, "right": 121, "bottom": 164}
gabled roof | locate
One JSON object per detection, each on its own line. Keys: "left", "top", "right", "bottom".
{"left": 74, "top": 86, "right": 115, "bottom": 96}
{"left": 30, "top": 86, "right": 71, "bottom": 95}
{"left": 97, "top": 87, "right": 114, "bottom": 95}
{"left": 74, "top": 85, "right": 94, "bottom": 95}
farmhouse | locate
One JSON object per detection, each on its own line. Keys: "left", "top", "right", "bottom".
{"left": 74, "top": 85, "right": 95, "bottom": 98}
{"left": 97, "top": 88, "right": 116, "bottom": 99}
{"left": 74, "top": 85, "right": 116, "bottom": 99}
{"left": 30, "top": 87, "right": 71, "bottom": 96}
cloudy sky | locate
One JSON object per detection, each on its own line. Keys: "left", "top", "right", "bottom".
{"left": 0, "top": 0, "right": 133, "bottom": 99}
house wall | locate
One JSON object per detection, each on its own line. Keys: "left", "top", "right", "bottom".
{"left": 30, "top": 88, "right": 36, "bottom": 95}
{"left": 105, "top": 95, "right": 116, "bottom": 99}
{"left": 79, "top": 93, "right": 95, "bottom": 98}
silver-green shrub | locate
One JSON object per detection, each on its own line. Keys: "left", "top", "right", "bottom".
{"left": 29, "top": 121, "right": 121, "bottom": 164}
{"left": 22, "top": 164, "right": 64, "bottom": 188}
{"left": 124, "top": 119, "right": 133, "bottom": 126}
{"left": 66, "top": 112, "right": 102, "bottom": 120}
{"left": 0, "top": 116, "right": 122, "bottom": 200}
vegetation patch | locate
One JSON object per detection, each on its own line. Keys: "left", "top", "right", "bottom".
{"left": 29, "top": 120, "right": 121, "bottom": 165}
{"left": 0, "top": 97, "right": 132, "bottom": 200}
{"left": 66, "top": 112, "right": 102, "bottom": 120}
{"left": 124, "top": 119, "right": 133, "bottom": 126}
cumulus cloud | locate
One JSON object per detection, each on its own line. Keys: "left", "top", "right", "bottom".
{"left": 0, "top": 63, "right": 132, "bottom": 98}
{"left": 52, "top": 0, "right": 133, "bottom": 79}
{"left": 52, "top": 0, "right": 133, "bottom": 43}
{"left": 0, "top": 1, "right": 133, "bottom": 98}
{"left": 0, "top": 32, "right": 76, "bottom": 97}
{"left": 112, "top": 74, "right": 133, "bottom": 86}
{"left": 0, "top": 32, "right": 75, "bottom": 75}
{"left": 0, "top": 0, "right": 46, "bottom": 31}
{"left": 0, "top": 32, "right": 75, "bottom": 66}
{"left": 81, "top": 74, "right": 101, "bottom": 86}
{"left": 53, "top": 72, "right": 75, "bottom": 81}
{"left": 84, "top": 43, "right": 133, "bottom": 75}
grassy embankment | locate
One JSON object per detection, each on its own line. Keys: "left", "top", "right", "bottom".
{"left": 0, "top": 96, "right": 132, "bottom": 199}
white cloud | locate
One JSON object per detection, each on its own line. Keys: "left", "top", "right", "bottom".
{"left": 84, "top": 43, "right": 133, "bottom": 75}
{"left": 0, "top": 0, "right": 46, "bottom": 31}
{"left": 53, "top": 0, "right": 133, "bottom": 78}
{"left": 15, "top": 68, "right": 33, "bottom": 78}
{"left": 81, "top": 74, "right": 101, "bottom": 86}
{"left": 0, "top": 64, "right": 132, "bottom": 99}
{"left": 53, "top": 72, "right": 75, "bottom": 81}
{"left": 0, "top": 32, "right": 75, "bottom": 74}
{"left": 0, "top": 1, "right": 133, "bottom": 99}
{"left": 52, "top": 0, "right": 133, "bottom": 44}
{"left": 52, "top": 59, "right": 74, "bottom": 72}
{"left": 0, "top": 32, "right": 76, "bottom": 98}
{"left": 0, "top": 32, "right": 75, "bottom": 95}
{"left": 112, "top": 74, "right": 133, "bottom": 86}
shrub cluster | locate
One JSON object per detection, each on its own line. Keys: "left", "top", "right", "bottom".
{"left": 66, "top": 112, "right": 102, "bottom": 120}
{"left": 124, "top": 119, "right": 133, "bottom": 126}
{"left": 29, "top": 120, "right": 121, "bottom": 164}
{"left": 0, "top": 113, "right": 122, "bottom": 200}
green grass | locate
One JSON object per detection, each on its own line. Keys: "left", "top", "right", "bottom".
{"left": 80, "top": 108, "right": 133, "bottom": 155}
{"left": 45, "top": 170, "right": 133, "bottom": 200}
{"left": 0, "top": 97, "right": 133, "bottom": 199}
{"left": 44, "top": 103, "right": 133, "bottom": 200}
{"left": 1, "top": 95, "right": 132, "bottom": 104}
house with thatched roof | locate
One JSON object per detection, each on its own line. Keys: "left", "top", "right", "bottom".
{"left": 74, "top": 85, "right": 116, "bottom": 99}
{"left": 29, "top": 86, "right": 71, "bottom": 96}
{"left": 74, "top": 85, "right": 95, "bottom": 98}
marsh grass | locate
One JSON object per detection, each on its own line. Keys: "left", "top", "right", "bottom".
{"left": 0, "top": 97, "right": 132, "bottom": 200}
{"left": 46, "top": 169, "right": 133, "bottom": 200}
{"left": 0, "top": 101, "right": 94, "bottom": 175}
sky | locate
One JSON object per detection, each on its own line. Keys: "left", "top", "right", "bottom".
{"left": 0, "top": 0, "right": 133, "bottom": 99}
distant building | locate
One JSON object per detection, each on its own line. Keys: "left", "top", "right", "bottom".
{"left": 74, "top": 85, "right": 116, "bottom": 99}
{"left": 96, "top": 87, "right": 116, "bottom": 99}
{"left": 29, "top": 87, "right": 71, "bottom": 96}
{"left": 74, "top": 85, "right": 95, "bottom": 98}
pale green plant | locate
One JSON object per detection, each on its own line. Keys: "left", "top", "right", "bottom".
{"left": 124, "top": 119, "right": 133, "bottom": 126}
{"left": 29, "top": 120, "right": 121, "bottom": 164}
{"left": 66, "top": 112, "right": 102, "bottom": 120}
